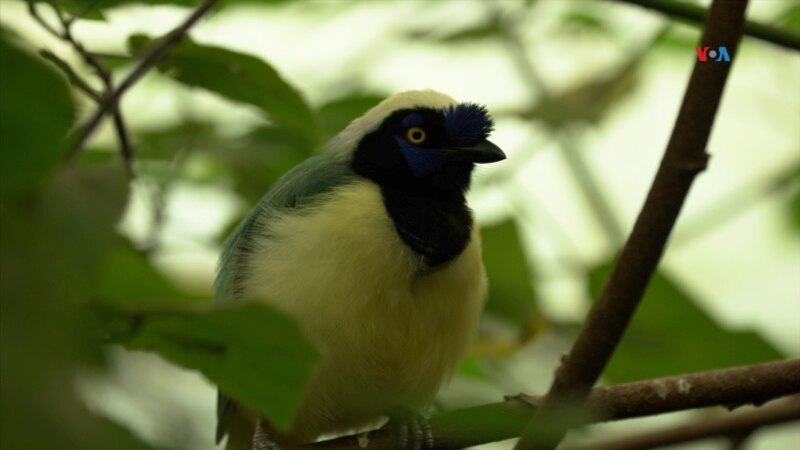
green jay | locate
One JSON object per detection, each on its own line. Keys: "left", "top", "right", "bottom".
{"left": 214, "top": 90, "right": 505, "bottom": 449}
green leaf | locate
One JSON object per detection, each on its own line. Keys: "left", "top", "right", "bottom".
{"left": 129, "top": 35, "right": 317, "bottom": 140}
{"left": 480, "top": 220, "right": 539, "bottom": 334}
{"left": 522, "top": 57, "right": 639, "bottom": 126}
{"left": 0, "top": 38, "right": 75, "bottom": 197}
{"left": 111, "top": 302, "right": 321, "bottom": 430}
{"left": 1, "top": 168, "right": 154, "bottom": 450}
{"left": 137, "top": 120, "right": 219, "bottom": 161}
{"left": 559, "top": 11, "right": 611, "bottom": 33}
{"left": 316, "top": 93, "right": 385, "bottom": 141}
{"left": 96, "top": 246, "right": 202, "bottom": 309}
{"left": 218, "top": 125, "right": 315, "bottom": 203}
{"left": 776, "top": 4, "right": 800, "bottom": 29}
{"left": 31, "top": 0, "right": 293, "bottom": 12}
{"left": 407, "top": 17, "right": 502, "bottom": 43}
{"left": 589, "top": 262, "right": 784, "bottom": 383}
{"left": 456, "top": 355, "right": 490, "bottom": 381}
{"left": 789, "top": 187, "right": 800, "bottom": 230}
{"left": 39, "top": 165, "right": 129, "bottom": 297}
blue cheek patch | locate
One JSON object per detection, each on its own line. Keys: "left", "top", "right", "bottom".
{"left": 396, "top": 137, "right": 444, "bottom": 177}
{"left": 402, "top": 113, "right": 424, "bottom": 128}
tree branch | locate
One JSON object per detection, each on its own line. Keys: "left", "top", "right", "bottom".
{"left": 614, "top": 0, "right": 800, "bottom": 51}
{"left": 513, "top": 1, "right": 750, "bottom": 448}
{"left": 38, "top": 50, "right": 102, "bottom": 101}
{"left": 297, "top": 359, "right": 800, "bottom": 449}
{"left": 64, "top": 0, "right": 220, "bottom": 160}
{"left": 29, "top": 2, "right": 136, "bottom": 176}
{"left": 562, "top": 397, "right": 800, "bottom": 450}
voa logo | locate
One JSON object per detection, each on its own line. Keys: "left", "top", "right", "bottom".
{"left": 695, "top": 46, "right": 731, "bottom": 63}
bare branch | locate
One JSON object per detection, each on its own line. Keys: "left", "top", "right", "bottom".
{"left": 614, "top": 0, "right": 800, "bottom": 51}
{"left": 512, "top": 0, "right": 753, "bottom": 447}
{"left": 27, "top": 2, "right": 63, "bottom": 40}
{"left": 562, "top": 398, "right": 800, "bottom": 450}
{"left": 38, "top": 49, "right": 102, "bottom": 101}
{"left": 299, "top": 359, "right": 800, "bottom": 449}
{"left": 65, "top": 0, "right": 221, "bottom": 160}
{"left": 112, "top": 109, "right": 134, "bottom": 177}
{"left": 28, "top": 1, "right": 136, "bottom": 176}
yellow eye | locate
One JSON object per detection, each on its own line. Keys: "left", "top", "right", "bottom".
{"left": 406, "top": 127, "right": 427, "bottom": 145}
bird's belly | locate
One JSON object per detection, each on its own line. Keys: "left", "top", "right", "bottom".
{"left": 241, "top": 181, "right": 486, "bottom": 440}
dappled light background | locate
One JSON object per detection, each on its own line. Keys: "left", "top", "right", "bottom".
{"left": 2, "top": 0, "right": 799, "bottom": 449}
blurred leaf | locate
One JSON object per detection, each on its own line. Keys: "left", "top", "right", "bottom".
{"left": 776, "top": 4, "right": 800, "bottom": 29}
{"left": 522, "top": 56, "right": 640, "bottom": 126}
{"left": 129, "top": 35, "right": 317, "bottom": 140}
{"left": 789, "top": 187, "right": 800, "bottom": 231}
{"left": 656, "top": 32, "right": 700, "bottom": 53}
{"left": 97, "top": 52, "right": 135, "bottom": 70}
{"left": 456, "top": 355, "right": 490, "bottom": 381}
{"left": 30, "top": 0, "right": 294, "bottom": 13}
{"left": 407, "top": 16, "right": 502, "bottom": 43}
{"left": 480, "top": 220, "right": 539, "bottom": 335}
{"left": 109, "top": 302, "right": 321, "bottom": 430}
{"left": 589, "top": 262, "right": 784, "bottom": 383}
{"left": 39, "top": 49, "right": 102, "bottom": 98}
{"left": 316, "top": 93, "right": 384, "bottom": 141}
{"left": 137, "top": 120, "right": 219, "bottom": 161}
{"left": 1, "top": 135, "right": 153, "bottom": 450}
{"left": 96, "top": 246, "right": 202, "bottom": 309}
{"left": 77, "top": 147, "right": 119, "bottom": 166}
{"left": 218, "top": 125, "right": 315, "bottom": 202}
{"left": 559, "top": 11, "right": 611, "bottom": 33}
{"left": 40, "top": 165, "right": 130, "bottom": 298}
{"left": 0, "top": 38, "right": 75, "bottom": 197}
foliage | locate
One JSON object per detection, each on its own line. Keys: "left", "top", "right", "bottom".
{"left": 481, "top": 220, "right": 540, "bottom": 335}
{"left": 1, "top": 0, "right": 797, "bottom": 449}
{"left": 589, "top": 262, "right": 784, "bottom": 383}
{"left": 0, "top": 25, "right": 321, "bottom": 449}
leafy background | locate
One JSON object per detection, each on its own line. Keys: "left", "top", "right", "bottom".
{"left": 1, "top": 0, "right": 798, "bottom": 449}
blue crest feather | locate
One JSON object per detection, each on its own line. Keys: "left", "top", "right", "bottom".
{"left": 444, "top": 103, "right": 494, "bottom": 147}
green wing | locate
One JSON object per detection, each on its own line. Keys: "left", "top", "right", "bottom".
{"left": 214, "top": 152, "right": 355, "bottom": 304}
{"left": 214, "top": 152, "right": 355, "bottom": 443}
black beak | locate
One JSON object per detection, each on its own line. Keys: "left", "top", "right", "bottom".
{"left": 440, "top": 140, "right": 506, "bottom": 164}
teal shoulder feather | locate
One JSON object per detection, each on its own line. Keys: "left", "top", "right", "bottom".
{"left": 214, "top": 153, "right": 355, "bottom": 304}
{"left": 214, "top": 152, "right": 354, "bottom": 443}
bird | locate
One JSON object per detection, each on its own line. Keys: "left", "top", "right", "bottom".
{"left": 214, "top": 90, "right": 505, "bottom": 449}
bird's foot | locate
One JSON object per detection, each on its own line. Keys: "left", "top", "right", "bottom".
{"left": 386, "top": 408, "right": 434, "bottom": 450}
{"left": 252, "top": 418, "right": 282, "bottom": 450}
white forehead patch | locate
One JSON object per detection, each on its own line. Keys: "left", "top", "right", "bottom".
{"left": 327, "top": 90, "right": 457, "bottom": 160}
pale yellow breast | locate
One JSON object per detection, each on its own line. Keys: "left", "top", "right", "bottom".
{"left": 241, "top": 180, "right": 486, "bottom": 439}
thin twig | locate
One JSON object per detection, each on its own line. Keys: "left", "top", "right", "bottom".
{"left": 27, "top": 3, "right": 62, "bottom": 39}
{"left": 28, "top": 2, "right": 136, "bottom": 176}
{"left": 299, "top": 359, "right": 800, "bottom": 449}
{"left": 38, "top": 50, "right": 102, "bottom": 101}
{"left": 513, "top": 1, "right": 751, "bottom": 448}
{"left": 614, "top": 0, "right": 800, "bottom": 51}
{"left": 112, "top": 109, "right": 134, "bottom": 177}
{"left": 561, "top": 398, "right": 800, "bottom": 450}
{"left": 65, "top": 0, "right": 221, "bottom": 160}
{"left": 50, "top": 3, "right": 111, "bottom": 82}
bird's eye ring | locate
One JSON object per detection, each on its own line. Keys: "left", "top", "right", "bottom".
{"left": 406, "top": 127, "right": 426, "bottom": 145}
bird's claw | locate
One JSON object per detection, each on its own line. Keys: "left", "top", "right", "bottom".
{"left": 387, "top": 409, "right": 433, "bottom": 450}
{"left": 252, "top": 418, "right": 282, "bottom": 450}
